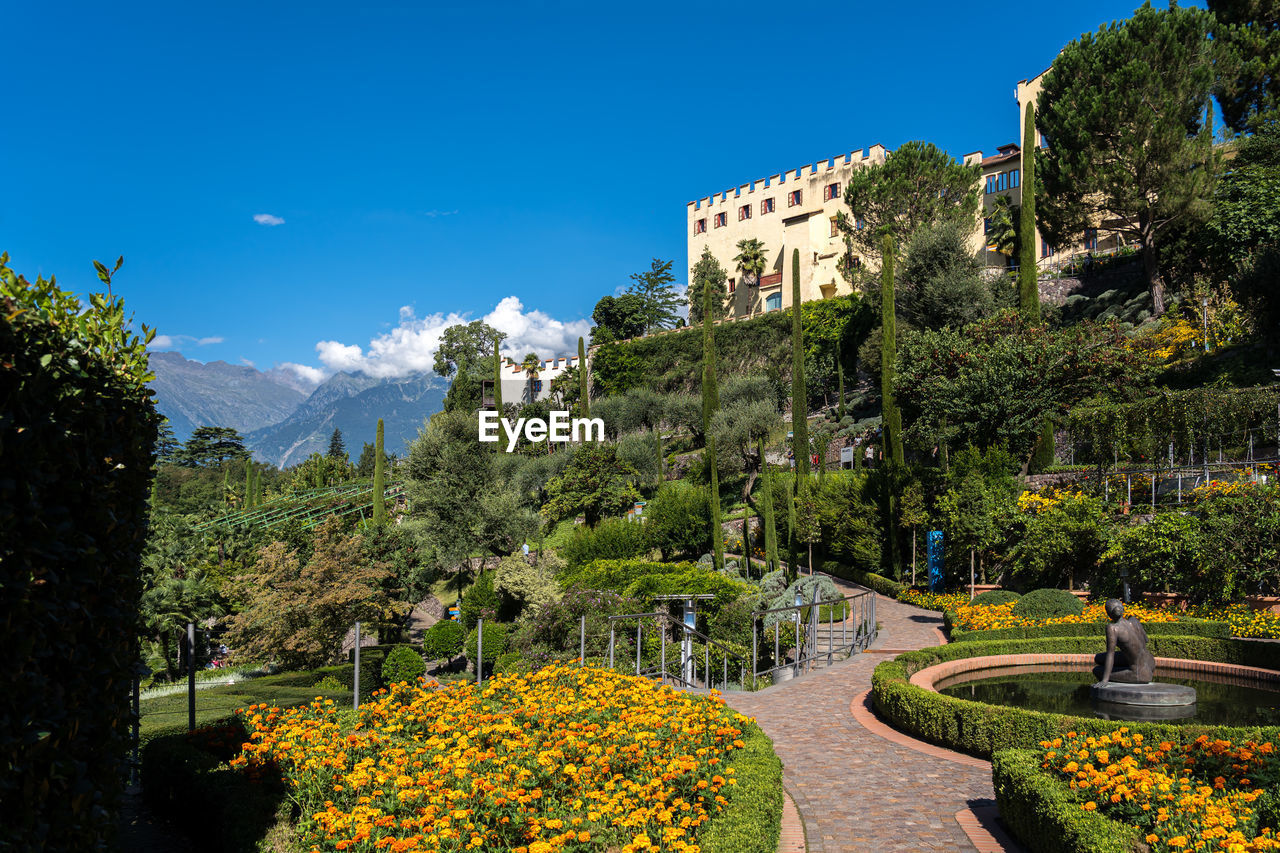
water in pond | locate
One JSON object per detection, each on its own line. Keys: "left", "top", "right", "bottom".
{"left": 937, "top": 668, "right": 1280, "bottom": 726}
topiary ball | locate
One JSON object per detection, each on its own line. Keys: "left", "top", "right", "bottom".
{"left": 381, "top": 645, "right": 427, "bottom": 685}
{"left": 422, "top": 619, "right": 466, "bottom": 662}
{"left": 971, "top": 589, "right": 1021, "bottom": 606}
{"left": 1011, "top": 588, "right": 1085, "bottom": 619}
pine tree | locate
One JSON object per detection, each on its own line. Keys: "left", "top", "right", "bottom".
{"left": 702, "top": 282, "right": 723, "bottom": 572}
{"left": 372, "top": 418, "right": 387, "bottom": 526}
{"left": 1018, "top": 101, "right": 1041, "bottom": 322}
{"left": 790, "top": 249, "right": 810, "bottom": 480}
{"left": 577, "top": 336, "right": 589, "bottom": 419}
{"left": 881, "top": 235, "right": 904, "bottom": 465}
{"left": 328, "top": 428, "right": 347, "bottom": 461}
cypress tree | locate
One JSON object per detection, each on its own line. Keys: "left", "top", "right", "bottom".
{"left": 244, "top": 461, "right": 252, "bottom": 509}
{"left": 493, "top": 340, "right": 503, "bottom": 412}
{"left": 702, "top": 283, "right": 723, "bottom": 571}
{"left": 837, "top": 347, "right": 845, "bottom": 422}
{"left": 1019, "top": 103, "right": 1054, "bottom": 467}
{"left": 790, "top": 248, "right": 810, "bottom": 479}
{"left": 759, "top": 438, "right": 779, "bottom": 573}
{"left": 577, "top": 336, "right": 589, "bottom": 418}
{"left": 372, "top": 418, "right": 387, "bottom": 526}
{"left": 880, "top": 235, "right": 904, "bottom": 465}
{"left": 1018, "top": 101, "right": 1041, "bottom": 322}
{"left": 786, "top": 473, "right": 798, "bottom": 579}
{"left": 709, "top": 436, "right": 724, "bottom": 572}
{"left": 701, "top": 281, "right": 719, "bottom": 436}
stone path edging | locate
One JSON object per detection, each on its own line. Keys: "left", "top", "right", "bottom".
{"left": 777, "top": 787, "right": 806, "bottom": 852}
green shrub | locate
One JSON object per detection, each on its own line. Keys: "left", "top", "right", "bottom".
{"left": 381, "top": 645, "right": 426, "bottom": 685}
{"left": 1012, "top": 588, "right": 1084, "bottom": 619}
{"left": 493, "top": 552, "right": 561, "bottom": 620}
{"left": 559, "top": 518, "right": 648, "bottom": 569}
{"left": 871, "top": 635, "right": 1280, "bottom": 759}
{"left": 972, "top": 589, "right": 1021, "bottom": 606}
{"left": 698, "top": 723, "right": 783, "bottom": 853}
{"left": 824, "top": 562, "right": 906, "bottom": 597}
{"left": 313, "top": 674, "right": 346, "bottom": 691}
{"left": 643, "top": 481, "right": 712, "bottom": 561}
{"left": 422, "top": 620, "right": 466, "bottom": 662}
{"left": 1004, "top": 494, "right": 1110, "bottom": 590}
{"left": 493, "top": 651, "right": 530, "bottom": 674}
{"left": 1, "top": 256, "right": 162, "bottom": 851}
{"left": 814, "top": 473, "right": 882, "bottom": 570}
{"left": 465, "top": 622, "right": 510, "bottom": 675}
{"left": 460, "top": 570, "right": 499, "bottom": 630}
{"left": 992, "top": 749, "right": 1144, "bottom": 853}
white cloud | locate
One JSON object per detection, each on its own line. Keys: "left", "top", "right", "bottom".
{"left": 311, "top": 297, "right": 591, "bottom": 379}
{"left": 148, "top": 333, "right": 223, "bottom": 351}
{"left": 253, "top": 213, "right": 285, "bottom": 226}
{"left": 279, "top": 362, "right": 327, "bottom": 386}
{"left": 422, "top": 209, "right": 459, "bottom": 218}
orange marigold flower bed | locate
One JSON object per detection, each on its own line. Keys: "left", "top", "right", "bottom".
{"left": 1039, "top": 729, "right": 1280, "bottom": 852}
{"left": 232, "top": 664, "right": 751, "bottom": 852}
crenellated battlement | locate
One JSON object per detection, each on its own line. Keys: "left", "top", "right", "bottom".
{"left": 687, "top": 144, "right": 888, "bottom": 212}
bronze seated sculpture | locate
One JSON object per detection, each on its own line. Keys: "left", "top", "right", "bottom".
{"left": 1092, "top": 598, "right": 1156, "bottom": 685}
{"left": 1089, "top": 598, "right": 1195, "bottom": 709}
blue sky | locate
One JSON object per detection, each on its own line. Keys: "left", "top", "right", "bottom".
{"left": 6, "top": 0, "right": 1173, "bottom": 385}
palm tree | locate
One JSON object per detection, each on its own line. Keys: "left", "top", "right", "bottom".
{"left": 521, "top": 352, "right": 541, "bottom": 404}
{"left": 734, "top": 238, "right": 768, "bottom": 315}
{"left": 986, "top": 195, "right": 1020, "bottom": 263}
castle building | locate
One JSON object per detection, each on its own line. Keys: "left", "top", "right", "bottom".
{"left": 688, "top": 68, "right": 1121, "bottom": 320}
{"left": 492, "top": 354, "right": 585, "bottom": 406}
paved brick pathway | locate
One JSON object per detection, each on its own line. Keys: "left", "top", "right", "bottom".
{"left": 728, "top": 588, "right": 1017, "bottom": 853}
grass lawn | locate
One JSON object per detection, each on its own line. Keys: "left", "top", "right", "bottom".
{"left": 139, "top": 676, "right": 352, "bottom": 737}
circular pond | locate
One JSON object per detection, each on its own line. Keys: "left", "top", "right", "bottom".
{"left": 936, "top": 663, "right": 1280, "bottom": 726}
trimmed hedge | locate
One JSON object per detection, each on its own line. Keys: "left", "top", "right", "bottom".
{"left": 1, "top": 259, "right": 162, "bottom": 850}
{"left": 465, "top": 622, "right": 511, "bottom": 675}
{"left": 944, "top": 614, "right": 1231, "bottom": 643}
{"left": 1013, "top": 588, "right": 1084, "bottom": 619}
{"left": 422, "top": 620, "right": 466, "bottom": 662}
{"left": 971, "top": 589, "right": 1020, "bottom": 606}
{"left": 992, "top": 749, "right": 1144, "bottom": 853}
{"left": 871, "top": 635, "right": 1280, "bottom": 758}
{"left": 823, "top": 562, "right": 905, "bottom": 597}
{"left": 698, "top": 722, "right": 784, "bottom": 853}
{"left": 381, "top": 645, "right": 426, "bottom": 685}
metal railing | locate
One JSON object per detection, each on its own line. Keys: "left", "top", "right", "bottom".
{"left": 751, "top": 585, "right": 877, "bottom": 682}
{"left": 606, "top": 612, "right": 753, "bottom": 692}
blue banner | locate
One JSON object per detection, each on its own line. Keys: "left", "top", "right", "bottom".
{"left": 926, "top": 530, "right": 945, "bottom": 592}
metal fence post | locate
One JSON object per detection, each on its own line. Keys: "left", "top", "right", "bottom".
{"left": 751, "top": 618, "right": 758, "bottom": 683}
{"left": 187, "top": 622, "right": 196, "bottom": 732}
{"left": 609, "top": 624, "right": 615, "bottom": 669}
{"left": 353, "top": 621, "right": 361, "bottom": 711}
{"left": 635, "top": 622, "right": 641, "bottom": 676}
{"left": 660, "top": 619, "right": 666, "bottom": 684}
{"left": 477, "top": 618, "right": 483, "bottom": 689}
{"left": 579, "top": 615, "right": 586, "bottom": 666}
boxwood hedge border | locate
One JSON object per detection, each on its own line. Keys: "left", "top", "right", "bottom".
{"left": 700, "top": 721, "right": 784, "bottom": 853}
{"left": 871, "top": 635, "right": 1280, "bottom": 759}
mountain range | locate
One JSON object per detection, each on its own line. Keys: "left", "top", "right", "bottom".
{"left": 149, "top": 352, "right": 448, "bottom": 467}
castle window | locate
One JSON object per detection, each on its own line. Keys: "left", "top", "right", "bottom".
{"left": 830, "top": 217, "right": 839, "bottom": 237}
{"left": 694, "top": 218, "right": 706, "bottom": 234}
{"left": 1009, "top": 169, "right": 1020, "bottom": 188}
{"left": 714, "top": 212, "right": 727, "bottom": 228}
{"left": 765, "top": 292, "right": 782, "bottom": 311}
{"left": 985, "top": 174, "right": 999, "bottom": 194}
{"left": 761, "top": 198, "right": 775, "bottom": 214}
{"left": 739, "top": 204, "right": 751, "bottom": 221}
{"left": 728, "top": 277, "right": 736, "bottom": 294}
{"left": 1084, "top": 228, "right": 1098, "bottom": 250}
{"left": 824, "top": 182, "right": 840, "bottom": 201}
{"left": 855, "top": 217, "right": 865, "bottom": 230}
{"left": 1042, "top": 240, "right": 1055, "bottom": 258}
{"left": 532, "top": 379, "right": 543, "bottom": 393}
{"left": 997, "top": 172, "right": 1008, "bottom": 192}
{"left": 787, "top": 190, "right": 802, "bottom": 207}
{"left": 983, "top": 217, "right": 992, "bottom": 234}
